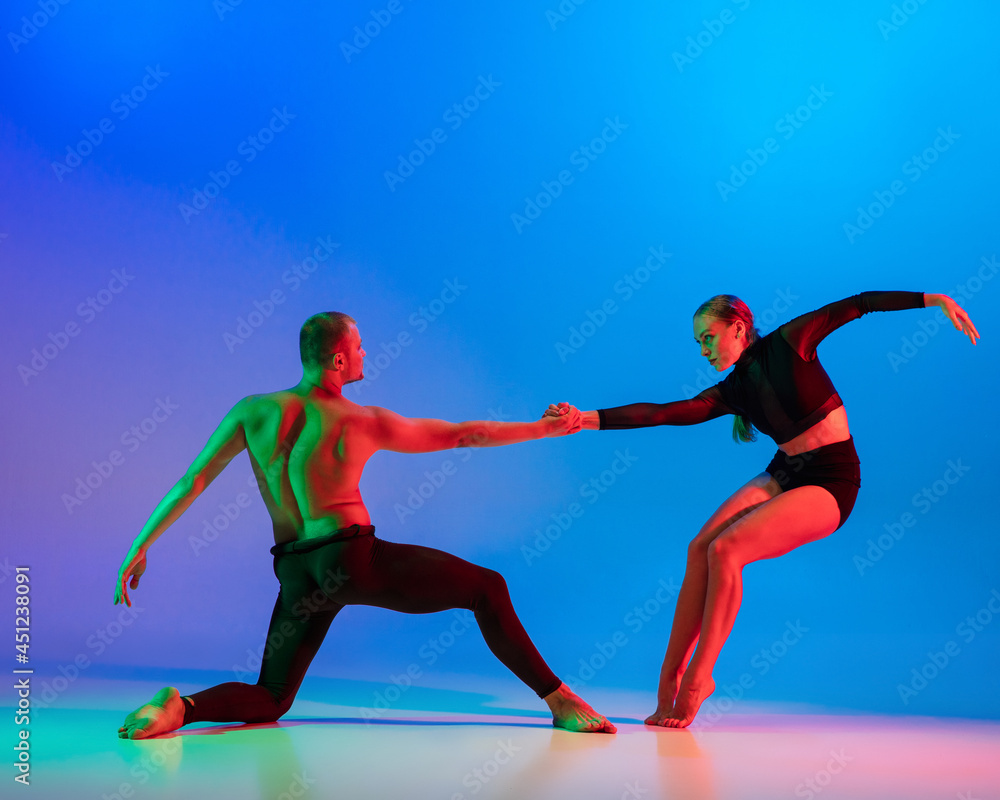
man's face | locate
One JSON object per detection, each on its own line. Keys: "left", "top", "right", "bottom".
{"left": 338, "top": 324, "right": 366, "bottom": 383}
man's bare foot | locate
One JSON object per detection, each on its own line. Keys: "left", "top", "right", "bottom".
{"left": 543, "top": 683, "right": 617, "bottom": 733}
{"left": 644, "top": 669, "right": 683, "bottom": 726}
{"left": 118, "top": 687, "right": 187, "bottom": 739}
{"left": 661, "top": 676, "right": 715, "bottom": 729}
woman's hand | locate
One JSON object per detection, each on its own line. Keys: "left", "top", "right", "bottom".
{"left": 927, "top": 293, "right": 980, "bottom": 346}
{"left": 115, "top": 548, "right": 147, "bottom": 608}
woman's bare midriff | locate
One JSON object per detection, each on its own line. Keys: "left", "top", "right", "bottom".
{"left": 777, "top": 405, "right": 851, "bottom": 456}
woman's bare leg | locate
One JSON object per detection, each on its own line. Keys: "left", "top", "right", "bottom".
{"left": 645, "top": 473, "right": 780, "bottom": 725}
{"left": 662, "top": 485, "right": 841, "bottom": 728}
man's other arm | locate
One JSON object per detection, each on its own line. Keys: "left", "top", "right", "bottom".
{"left": 115, "top": 398, "right": 248, "bottom": 605}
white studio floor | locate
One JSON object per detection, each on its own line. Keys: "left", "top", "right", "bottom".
{"left": 18, "top": 673, "right": 1000, "bottom": 800}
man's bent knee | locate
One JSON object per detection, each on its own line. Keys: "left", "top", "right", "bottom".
{"left": 483, "top": 568, "right": 508, "bottom": 593}
{"left": 253, "top": 684, "right": 296, "bottom": 723}
{"left": 474, "top": 568, "right": 510, "bottom": 608}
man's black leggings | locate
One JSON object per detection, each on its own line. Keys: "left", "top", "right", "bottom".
{"left": 181, "top": 526, "right": 561, "bottom": 725}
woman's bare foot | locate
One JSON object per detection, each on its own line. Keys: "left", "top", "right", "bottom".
{"left": 644, "top": 669, "right": 684, "bottom": 726}
{"left": 661, "top": 676, "right": 715, "bottom": 729}
{"left": 543, "top": 683, "right": 617, "bottom": 733}
{"left": 118, "top": 687, "right": 187, "bottom": 739}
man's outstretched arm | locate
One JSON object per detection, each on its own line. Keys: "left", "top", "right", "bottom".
{"left": 369, "top": 404, "right": 581, "bottom": 454}
{"left": 114, "top": 399, "right": 249, "bottom": 607}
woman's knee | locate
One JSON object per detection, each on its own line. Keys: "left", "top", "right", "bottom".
{"left": 691, "top": 497, "right": 768, "bottom": 562}
{"left": 687, "top": 528, "right": 720, "bottom": 561}
{"left": 706, "top": 535, "right": 741, "bottom": 570}
{"left": 687, "top": 533, "right": 707, "bottom": 557}
{"left": 692, "top": 477, "right": 778, "bottom": 555}
{"left": 689, "top": 513, "right": 745, "bottom": 559}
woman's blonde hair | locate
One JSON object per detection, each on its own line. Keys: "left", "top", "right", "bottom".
{"left": 694, "top": 295, "right": 760, "bottom": 444}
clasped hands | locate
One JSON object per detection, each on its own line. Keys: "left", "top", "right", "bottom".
{"left": 541, "top": 401, "right": 584, "bottom": 436}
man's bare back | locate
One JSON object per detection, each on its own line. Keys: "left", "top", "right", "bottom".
{"left": 242, "top": 388, "right": 378, "bottom": 545}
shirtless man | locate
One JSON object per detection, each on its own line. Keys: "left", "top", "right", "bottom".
{"left": 114, "top": 311, "right": 616, "bottom": 738}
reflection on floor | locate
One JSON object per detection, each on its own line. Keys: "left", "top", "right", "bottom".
{"left": 21, "top": 673, "right": 1000, "bottom": 800}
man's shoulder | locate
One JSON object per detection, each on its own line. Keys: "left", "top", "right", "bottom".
{"left": 228, "top": 391, "right": 294, "bottom": 426}
{"left": 240, "top": 390, "right": 284, "bottom": 405}
{"left": 359, "top": 403, "right": 393, "bottom": 422}
{"left": 232, "top": 391, "right": 275, "bottom": 414}
{"left": 239, "top": 389, "right": 382, "bottom": 421}
{"left": 239, "top": 387, "right": 308, "bottom": 407}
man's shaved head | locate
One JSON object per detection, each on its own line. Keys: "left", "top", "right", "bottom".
{"left": 299, "top": 311, "right": 357, "bottom": 368}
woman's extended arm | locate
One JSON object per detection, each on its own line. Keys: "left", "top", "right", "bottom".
{"left": 579, "top": 385, "right": 735, "bottom": 430}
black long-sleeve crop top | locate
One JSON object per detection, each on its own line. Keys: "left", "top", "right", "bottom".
{"left": 597, "top": 291, "right": 926, "bottom": 445}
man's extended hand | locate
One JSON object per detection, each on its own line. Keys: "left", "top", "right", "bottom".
{"left": 541, "top": 402, "right": 582, "bottom": 436}
{"left": 115, "top": 548, "right": 147, "bottom": 608}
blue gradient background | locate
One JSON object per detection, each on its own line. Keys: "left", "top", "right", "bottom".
{"left": 2, "top": 1, "right": 997, "bottom": 720}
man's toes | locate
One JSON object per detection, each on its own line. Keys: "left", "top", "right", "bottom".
{"left": 587, "top": 716, "right": 615, "bottom": 733}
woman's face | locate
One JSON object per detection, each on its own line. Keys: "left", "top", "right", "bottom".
{"left": 693, "top": 313, "right": 746, "bottom": 371}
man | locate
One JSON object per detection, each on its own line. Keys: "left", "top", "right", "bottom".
{"left": 115, "top": 311, "right": 615, "bottom": 738}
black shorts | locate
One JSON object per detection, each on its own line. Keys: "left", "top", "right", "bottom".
{"left": 764, "top": 435, "right": 861, "bottom": 531}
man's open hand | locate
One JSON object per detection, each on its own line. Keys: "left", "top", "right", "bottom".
{"left": 115, "top": 548, "right": 147, "bottom": 607}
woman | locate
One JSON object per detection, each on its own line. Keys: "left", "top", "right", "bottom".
{"left": 553, "top": 290, "right": 978, "bottom": 728}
